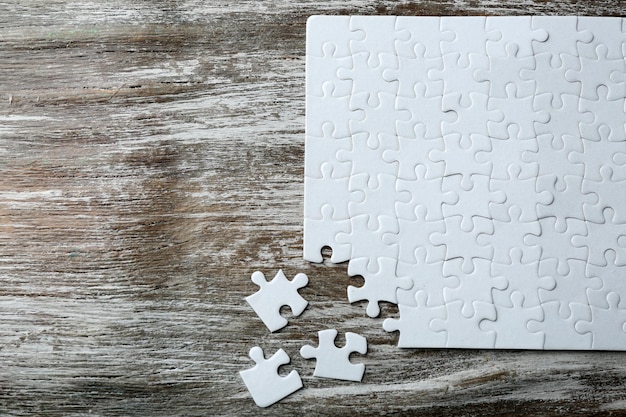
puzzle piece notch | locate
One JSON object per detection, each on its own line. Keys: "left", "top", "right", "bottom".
{"left": 240, "top": 347, "right": 303, "bottom": 408}
{"left": 245, "top": 270, "right": 309, "bottom": 332}
{"left": 300, "top": 329, "right": 367, "bottom": 382}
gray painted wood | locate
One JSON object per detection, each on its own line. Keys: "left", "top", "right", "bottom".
{"left": 1, "top": 1, "right": 626, "bottom": 415}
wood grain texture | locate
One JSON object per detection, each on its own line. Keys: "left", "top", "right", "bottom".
{"left": 1, "top": 1, "right": 626, "bottom": 415}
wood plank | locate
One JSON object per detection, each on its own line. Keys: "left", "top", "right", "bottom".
{"left": 1, "top": 1, "right": 625, "bottom": 415}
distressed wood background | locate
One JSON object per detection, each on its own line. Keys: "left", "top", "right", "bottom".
{"left": 2, "top": 1, "right": 626, "bottom": 416}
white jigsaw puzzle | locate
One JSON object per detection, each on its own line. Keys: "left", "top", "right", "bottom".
{"left": 300, "top": 329, "right": 367, "bottom": 382}
{"left": 245, "top": 270, "right": 309, "bottom": 332}
{"left": 304, "top": 16, "right": 626, "bottom": 350}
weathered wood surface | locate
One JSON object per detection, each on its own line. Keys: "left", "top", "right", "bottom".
{"left": 2, "top": 1, "right": 626, "bottom": 416}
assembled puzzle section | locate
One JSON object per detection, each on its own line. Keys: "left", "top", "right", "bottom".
{"left": 304, "top": 16, "right": 626, "bottom": 350}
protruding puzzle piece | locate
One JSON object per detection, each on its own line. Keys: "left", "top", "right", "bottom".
{"left": 240, "top": 347, "right": 303, "bottom": 408}
{"left": 300, "top": 329, "right": 367, "bottom": 382}
{"left": 245, "top": 270, "right": 309, "bottom": 332}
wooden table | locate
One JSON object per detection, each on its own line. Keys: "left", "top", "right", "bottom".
{"left": 2, "top": 1, "right": 626, "bottom": 415}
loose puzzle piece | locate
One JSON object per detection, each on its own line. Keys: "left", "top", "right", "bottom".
{"left": 304, "top": 16, "right": 626, "bottom": 350}
{"left": 245, "top": 270, "right": 309, "bottom": 332}
{"left": 300, "top": 329, "right": 367, "bottom": 382}
{"left": 240, "top": 347, "right": 303, "bottom": 408}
